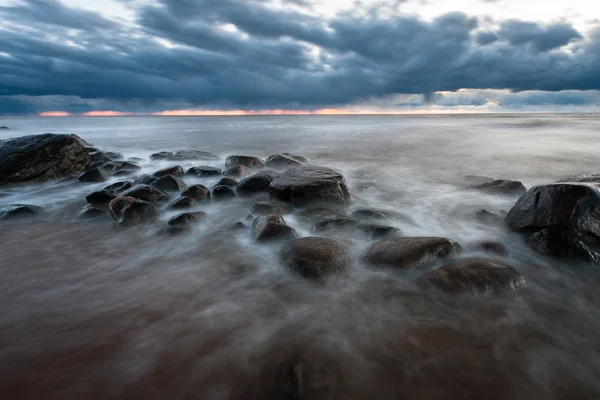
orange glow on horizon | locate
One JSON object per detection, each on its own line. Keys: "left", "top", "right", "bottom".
{"left": 39, "top": 111, "right": 70, "bottom": 117}
{"left": 82, "top": 111, "right": 134, "bottom": 116}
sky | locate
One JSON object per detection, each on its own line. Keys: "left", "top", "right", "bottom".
{"left": 0, "top": 0, "right": 599, "bottom": 115}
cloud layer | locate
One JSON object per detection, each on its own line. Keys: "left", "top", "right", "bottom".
{"left": 0, "top": 0, "right": 599, "bottom": 114}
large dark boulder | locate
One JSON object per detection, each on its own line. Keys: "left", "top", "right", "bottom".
{"left": 269, "top": 166, "right": 351, "bottom": 207}
{"left": 0, "top": 133, "right": 90, "bottom": 186}
{"left": 109, "top": 197, "right": 158, "bottom": 226}
{"left": 506, "top": 179, "right": 600, "bottom": 263}
{"left": 213, "top": 185, "right": 236, "bottom": 200}
{"left": 365, "top": 237, "right": 461, "bottom": 269}
{"left": 103, "top": 181, "right": 133, "bottom": 192}
{"left": 85, "top": 189, "right": 118, "bottom": 204}
{"left": 0, "top": 204, "right": 42, "bottom": 220}
{"left": 251, "top": 215, "right": 296, "bottom": 242}
{"left": 167, "top": 196, "right": 196, "bottom": 210}
{"left": 151, "top": 175, "right": 187, "bottom": 192}
{"left": 181, "top": 184, "right": 211, "bottom": 201}
{"left": 120, "top": 184, "right": 169, "bottom": 203}
{"left": 78, "top": 167, "right": 111, "bottom": 183}
{"left": 167, "top": 150, "right": 220, "bottom": 161}
{"left": 224, "top": 165, "right": 253, "bottom": 179}
{"left": 237, "top": 170, "right": 281, "bottom": 196}
{"left": 469, "top": 179, "right": 527, "bottom": 196}
{"left": 214, "top": 177, "right": 238, "bottom": 187}
{"left": 187, "top": 166, "right": 222, "bottom": 177}
{"left": 251, "top": 200, "right": 291, "bottom": 216}
{"left": 279, "top": 237, "right": 352, "bottom": 279}
{"left": 265, "top": 154, "right": 306, "bottom": 169}
{"left": 419, "top": 258, "right": 526, "bottom": 294}
{"left": 153, "top": 165, "right": 184, "bottom": 178}
{"left": 168, "top": 211, "right": 207, "bottom": 227}
{"left": 225, "top": 155, "right": 265, "bottom": 171}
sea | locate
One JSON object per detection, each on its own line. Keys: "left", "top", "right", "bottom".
{"left": 1, "top": 113, "right": 599, "bottom": 399}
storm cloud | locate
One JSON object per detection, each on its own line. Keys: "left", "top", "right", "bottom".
{"left": 0, "top": 0, "right": 599, "bottom": 114}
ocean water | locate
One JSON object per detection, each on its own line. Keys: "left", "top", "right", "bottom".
{"left": 1, "top": 114, "right": 600, "bottom": 399}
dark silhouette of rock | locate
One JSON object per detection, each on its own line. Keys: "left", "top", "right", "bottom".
{"left": 225, "top": 155, "right": 265, "bottom": 171}
{"left": 237, "top": 170, "right": 281, "bottom": 196}
{"left": 351, "top": 208, "right": 418, "bottom": 226}
{"left": 294, "top": 207, "right": 346, "bottom": 225}
{"left": 153, "top": 165, "right": 184, "bottom": 178}
{"left": 419, "top": 258, "right": 526, "bottom": 294}
{"left": 88, "top": 151, "right": 110, "bottom": 165}
{"left": 469, "top": 179, "right": 527, "bottom": 196}
{"left": 78, "top": 204, "right": 106, "bottom": 219}
{"left": 116, "top": 161, "right": 141, "bottom": 171}
{"left": 224, "top": 165, "right": 253, "bottom": 179}
{"left": 280, "top": 237, "right": 352, "bottom": 279}
{"left": 366, "top": 237, "right": 461, "bottom": 269}
{"left": 120, "top": 184, "right": 169, "bottom": 203}
{"left": 100, "top": 161, "right": 122, "bottom": 174}
{"left": 214, "top": 177, "right": 238, "bottom": 187}
{"left": 0, "top": 126, "right": 9, "bottom": 129}
{"left": 213, "top": 185, "right": 236, "bottom": 200}
{"left": 160, "top": 225, "right": 191, "bottom": 236}
{"left": 167, "top": 150, "right": 220, "bottom": 161}
{"left": 270, "top": 166, "right": 351, "bottom": 207}
{"left": 0, "top": 133, "right": 90, "bottom": 185}
{"left": 168, "top": 211, "right": 207, "bottom": 227}
{"left": 476, "top": 209, "right": 507, "bottom": 224}
{"left": 465, "top": 175, "right": 495, "bottom": 185}
{"left": 109, "top": 197, "right": 158, "bottom": 226}
{"left": 229, "top": 221, "right": 247, "bottom": 231}
{"left": 167, "top": 196, "right": 196, "bottom": 210}
{"left": 105, "top": 152, "right": 125, "bottom": 161}
{"left": 78, "top": 167, "right": 111, "bottom": 183}
{"left": 85, "top": 146, "right": 99, "bottom": 153}
{"left": 477, "top": 241, "right": 509, "bottom": 256}
{"left": 133, "top": 175, "right": 157, "bottom": 185}
{"left": 357, "top": 224, "right": 401, "bottom": 239}
{"left": 103, "top": 181, "right": 133, "bottom": 192}
{"left": 187, "top": 166, "right": 222, "bottom": 177}
{"left": 149, "top": 151, "right": 173, "bottom": 160}
{"left": 151, "top": 175, "right": 187, "bottom": 192}
{"left": 251, "top": 214, "right": 297, "bottom": 242}
{"left": 251, "top": 200, "right": 291, "bottom": 215}
{"left": 181, "top": 185, "right": 210, "bottom": 201}
{"left": 85, "top": 189, "right": 118, "bottom": 204}
{"left": 0, "top": 204, "right": 42, "bottom": 220}
{"left": 265, "top": 154, "right": 306, "bottom": 169}
{"left": 313, "top": 216, "right": 358, "bottom": 233}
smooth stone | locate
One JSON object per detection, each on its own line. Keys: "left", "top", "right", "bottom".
{"left": 264, "top": 154, "right": 306, "bottom": 169}
{"left": 312, "top": 216, "right": 358, "bottom": 233}
{"left": 120, "top": 184, "right": 169, "bottom": 203}
{"left": 251, "top": 214, "right": 297, "bottom": 242}
{"left": 229, "top": 221, "right": 247, "bottom": 231}
{"left": 357, "top": 224, "right": 401, "bottom": 239}
{"left": 187, "top": 166, "right": 222, "bottom": 177}
{"left": 294, "top": 207, "right": 346, "bottom": 225}
{"left": 103, "top": 181, "right": 133, "bottom": 192}
{"left": 469, "top": 179, "right": 527, "bottom": 196}
{"left": 279, "top": 237, "right": 352, "bottom": 279}
{"left": 224, "top": 165, "right": 253, "bottom": 179}
{"left": 149, "top": 151, "right": 173, "bottom": 160}
{"left": 78, "top": 167, "right": 111, "bottom": 183}
{"left": 85, "top": 189, "right": 118, "bottom": 204}
{"left": 127, "top": 157, "right": 145, "bottom": 163}
{"left": 112, "top": 169, "right": 136, "bottom": 177}
{"left": 213, "top": 185, "right": 236, "bottom": 200}
{"left": 153, "top": 165, "right": 184, "bottom": 178}
{"left": 105, "top": 152, "right": 125, "bottom": 161}
{"left": 88, "top": 151, "right": 110, "bottom": 165}
{"left": 251, "top": 200, "right": 292, "bottom": 216}
{"left": 109, "top": 197, "right": 158, "bottom": 226}
{"left": 225, "top": 155, "right": 266, "bottom": 171}
{"left": 160, "top": 225, "right": 191, "bottom": 236}
{"left": 365, "top": 237, "right": 461, "bottom": 269}
{"left": 237, "top": 170, "right": 281, "bottom": 196}
{"left": 167, "top": 150, "right": 220, "bottom": 161}
{"left": 181, "top": 185, "right": 211, "bottom": 201}
{"left": 151, "top": 175, "right": 187, "bottom": 192}
{"left": 116, "top": 161, "right": 141, "bottom": 171}
{"left": 475, "top": 209, "right": 506, "bottom": 224}
{"left": 78, "top": 204, "right": 106, "bottom": 219}
{"left": 167, "top": 196, "right": 196, "bottom": 210}
{"left": 133, "top": 175, "right": 157, "bottom": 185}
{"left": 214, "top": 177, "right": 238, "bottom": 187}
{"left": 168, "top": 211, "right": 207, "bottom": 227}
{"left": 0, "top": 204, "right": 42, "bottom": 220}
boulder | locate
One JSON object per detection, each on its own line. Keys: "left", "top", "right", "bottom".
{"left": 214, "top": 177, "right": 238, "bottom": 187}
{"left": 78, "top": 204, "right": 106, "bottom": 219}
{"left": 181, "top": 185, "right": 211, "bottom": 201}
{"left": 116, "top": 161, "right": 141, "bottom": 171}
{"left": 294, "top": 207, "right": 346, "bottom": 225}
{"left": 78, "top": 167, "right": 111, "bottom": 183}
{"left": 103, "top": 181, "right": 133, "bottom": 192}
{"left": 100, "top": 161, "right": 122, "bottom": 174}
{"left": 279, "top": 237, "right": 352, "bottom": 279}
{"left": 167, "top": 150, "right": 220, "bottom": 161}
{"left": 313, "top": 216, "right": 358, "bottom": 233}
{"left": 506, "top": 180, "right": 600, "bottom": 263}
{"left": 0, "top": 204, "right": 42, "bottom": 220}
{"left": 127, "top": 157, "right": 145, "bottom": 163}
{"left": 153, "top": 165, "right": 184, "bottom": 178}
{"left": 224, "top": 165, "right": 253, "bottom": 179}
{"left": 269, "top": 166, "right": 351, "bottom": 207}
{"left": 120, "top": 184, "right": 169, "bottom": 203}
{"left": 85, "top": 189, "right": 118, "bottom": 204}
{"left": 365, "top": 237, "right": 461, "bottom": 269}
{"left": 151, "top": 175, "right": 187, "bottom": 192}
{"left": 133, "top": 175, "right": 157, "bottom": 185}
{"left": 149, "top": 151, "right": 173, "bottom": 160}
{"left": 88, "top": 151, "right": 110, "bottom": 165}
{"left": 419, "top": 258, "right": 526, "bottom": 294}
{"left": 0, "top": 126, "right": 9, "bottom": 129}
{"left": 109, "top": 197, "right": 159, "bottom": 226}
{"left": 225, "top": 155, "right": 265, "bottom": 171}
{"left": 85, "top": 146, "right": 99, "bottom": 153}
{"left": 213, "top": 185, "right": 236, "bottom": 200}
{"left": 283, "top": 153, "right": 308, "bottom": 163}
{"left": 469, "top": 179, "right": 527, "bottom": 196}
{"left": 168, "top": 211, "right": 207, "bottom": 227}
{"left": 167, "top": 196, "right": 196, "bottom": 210}
{"left": 0, "top": 133, "right": 90, "bottom": 185}
{"left": 357, "top": 224, "right": 401, "bottom": 239}
{"left": 105, "top": 152, "right": 125, "bottom": 161}
{"left": 237, "top": 170, "right": 281, "bottom": 196}
{"left": 251, "top": 200, "right": 291, "bottom": 216}
{"left": 160, "top": 225, "right": 191, "bottom": 236}
{"left": 465, "top": 175, "right": 495, "bottom": 185}
{"left": 229, "top": 221, "right": 247, "bottom": 231}
{"left": 251, "top": 215, "right": 297, "bottom": 242}
{"left": 187, "top": 166, "right": 222, "bottom": 177}
{"left": 476, "top": 241, "right": 509, "bottom": 256}
{"left": 265, "top": 154, "right": 306, "bottom": 169}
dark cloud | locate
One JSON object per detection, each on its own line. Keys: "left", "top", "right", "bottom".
{"left": 0, "top": 0, "right": 598, "bottom": 114}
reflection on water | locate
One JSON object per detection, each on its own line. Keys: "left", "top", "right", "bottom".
{"left": 1, "top": 114, "right": 600, "bottom": 399}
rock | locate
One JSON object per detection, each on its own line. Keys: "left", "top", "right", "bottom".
{"left": 160, "top": 225, "right": 191, "bottom": 236}
{"left": 506, "top": 180, "right": 600, "bottom": 263}
{"left": 246, "top": 214, "right": 255, "bottom": 221}
{"left": 294, "top": 207, "right": 346, "bottom": 225}
{"left": 78, "top": 204, "right": 106, "bottom": 219}
{"left": 181, "top": 185, "right": 211, "bottom": 201}
{"left": 265, "top": 154, "right": 306, "bottom": 169}
{"left": 120, "top": 184, "right": 169, "bottom": 203}
{"left": 85, "top": 146, "right": 99, "bottom": 153}
{"left": 351, "top": 209, "right": 393, "bottom": 222}
{"left": 224, "top": 165, "right": 253, "bottom": 179}
{"left": 465, "top": 175, "right": 495, "bottom": 185}
{"left": 105, "top": 152, "right": 125, "bottom": 161}
{"left": 151, "top": 175, "right": 187, "bottom": 192}
{"left": 270, "top": 166, "right": 351, "bottom": 207}
{"left": 469, "top": 179, "right": 527, "bottom": 196}
{"left": 149, "top": 151, "right": 173, "bottom": 160}
{"left": 127, "top": 157, "right": 145, "bottom": 163}
{"left": 357, "top": 224, "right": 401, "bottom": 239}
{"left": 133, "top": 175, "right": 157, "bottom": 185}
{"left": 283, "top": 153, "right": 308, "bottom": 163}
{"left": 477, "top": 241, "right": 509, "bottom": 256}
{"left": 103, "top": 181, "right": 133, "bottom": 192}
{"left": 167, "top": 150, "right": 221, "bottom": 161}
{"left": 213, "top": 185, "right": 236, "bottom": 200}
{"left": 168, "top": 211, "right": 207, "bottom": 227}
{"left": 78, "top": 167, "right": 111, "bottom": 183}
{"left": 251, "top": 215, "right": 297, "bottom": 242}
{"left": 85, "top": 189, "right": 118, "bottom": 204}
{"left": 112, "top": 169, "right": 135, "bottom": 177}
{"left": 475, "top": 209, "right": 506, "bottom": 224}
{"left": 419, "top": 258, "right": 526, "bottom": 294}
{"left": 116, "top": 161, "right": 141, "bottom": 171}
{"left": 251, "top": 200, "right": 291, "bottom": 216}
{"left": 187, "top": 166, "right": 222, "bottom": 177}
{"left": 88, "top": 151, "right": 110, "bottom": 165}
{"left": 225, "top": 155, "right": 265, "bottom": 171}
{"left": 0, "top": 126, "right": 9, "bottom": 130}
{"left": 167, "top": 196, "right": 196, "bottom": 210}
{"left": 214, "top": 177, "right": 238, "bottom": 187}
{"left": 237, "top": 170, "right": 281, "bottom": 196}
{"left": 153, "top": 166, "right": 184, "bottom": 178}
{"left": 365, "top": 237, "right": 461, "bottom": 269}
{"left": 280, "top": 237, "right": 352, "bottom": 279}
{"left": 109, "top": 197, "right": 158, "bottom": 226}
{"left": 229, "top": 221, "right": 247, "bottom": 231}
{"left": 101, "top": 161, "right": 122, "bottom": 174}
{"left": 0, "top": 204, "right": 42, "bottom": 220}
{"left": 313, "top": 216, "right": 358, "bottom": 233}
{"left": 0, "top": 133, "right": 90, "bottom": 185}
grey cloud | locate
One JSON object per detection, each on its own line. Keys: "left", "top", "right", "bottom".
{"left": 498, "top": 20, "right": 583, "bottom": 51}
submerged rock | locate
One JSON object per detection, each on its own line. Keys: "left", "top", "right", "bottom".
{"left": 0, "top": 133, "right": 90, "bottom": 186}
{"left": 469, "top": 179, "right": 527, "bottom": 196}
{"left": 149, "top": 151, "right": 173, "bottom": 160}
{"left": 78, "top": 167, "right": 111, "bottom": 183}
{"left": 476, "top": 241, "right": 509, "bottom": 256}
{"left": 237, "top": 170, "right": 281, "bottom": 196}
{"left": 214, "top": 177, "right": 238, "bottom": 187}
{"left": 105, "top": 151, "right": 125, "bottom": 161}
{"left": 160, "top": 225, "right": 191, "bottom": 236}
{"left": 127, "top": 157, "right": 145, "bottom": 163}
{"left": 280, "top": 237, "right": 352, "bottom": 279}
{"left": 251, "top": 200, "right": 291, "bottom": 216}
{"left": 224, "top": 165, "right": 253, "bottom": 179}
{"left": 313, "top": 216, "right": 358, "bottom": 233}
{"left": 167, "top": 150, "right": 220, "bottom": 161}
{"left": 251, "top": 214, "right": 296, "bottom": 242}
{"left": 85, "top": 189, "right": 118, "bottom": 204}
{"left": 78, "top": 204, "right": 106, "bottom": 219}
{"left": 357, "top": 224, "right": 401, "bottom": 239}
{"left": 365, "top": 237, "right": 461, "bottom": 269}
{"left": 153, "top": 165, "right": 184, "bottom": 178}
{"left": 213, "top": 185, "right": 236, "bottom": 200}
{"left": 0, "top": 204, "right": 42, "bottom": 220}
{"left": 229, "top": 221, "right": 247, "bottom": 231}
{"left": 120, "top": 184, "right": 169, "bottom": 203}
{"left": 103, "top": 181, "right": 133, "bottom": 193}
{"left": 181, "top": 184, "right": 211, "bottom": 201}
{"left": 167, "top": 196, "right": 196, "bottom": 210}
{"left": 265, "top": 154, "right": 306, "bottom": 169}
{"left": 168, "top": 211, "right": 207, "bottom": 227}
{"left": 0, "top": 126, "right": 9, "bottom": 130}
{"left": 225, "top": 155, "right": 265, "bottom": 171}
{"left": 187, "top": 166, "right": 222, "bottom": 177}
{"left": 465, "top": 175, "right": 495, "bottom": 185}
{"left": 115, "top": 161, "right": 141, "bottom": 171}
{"left": 109, "top": 197, "right": 158, "bottom": 226}
{"left": 475, "top": 209, "right": 507, "bottom": 225}
{"left": 294, "top": 207, "right": 346, "bottom": 225}
{"left": 350, "top": 209, "right": 393, "bottom": 222}
{"left": 419, "top": 258, "right": 526, "bottom": 294}
{"left": 151, "top": 175, "right": 187, "bottom": 192}
{"left": 270, "top": 166, "right": 351, "bottom": 207}
{"left": 133, "top": 175, "right": 157, "bottom": 186}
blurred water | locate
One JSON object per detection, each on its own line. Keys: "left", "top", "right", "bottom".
{"left": 1, "top": 114, "right": 600, "bottom": 399}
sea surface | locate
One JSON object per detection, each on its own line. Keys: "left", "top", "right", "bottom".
{"left": 1, "top": 114, "right": 600, "bottom": 399}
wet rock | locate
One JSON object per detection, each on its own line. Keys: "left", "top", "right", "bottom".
{"left": 149, "top": 151, "right": 173, "bottom": 160}
{"left": 280, "top": 237, "right": 352, "bottom": 279}
{"left": 85, "top": 146, "right": 99, "bottom": 153}
{"left": 229, "top": 221, "right": 247, "bottom": 231}
{"left": 225, "top": 155, "right": 265, "bottom": 171}
{"left": 116, "top": 161, "right": 141, "bottom": 171}
{"left": 120, "top": 184, "right": 169, "bottom": 203}
{"left": 127, "top": 157, "right": 145, "bottom": 163}
{"left": 283, "top": 153, "right": 308, "bottom": 163}
{"left": 160, "top": 225, "right": 191, "bottom": 236}
{"left": 101, "top": 161, "right": 122, "bottom": 174}
{"left": 351, "top": 209, "right": 392, "bottom": 222}
{"left": 237, "top": 170, "right": 281, "bottom": 196}
{"left": 270, "top": 166, "right": 351, "bottom": 207}
{"left": 224, "top": 165, "right": 253, "bottom": 179}
{"left": 0, "top": 133, "right": 90, "bottom": 185}
{"left": 475, "top": 209, "right": 506, "bottom": 224}
{"left": 153, "top": 165, "right": 184, "bottom": 178}
{"left": 133, "top": 174, "right": 157, "bottom": 185}
{"left": 357, "top": 224, "right": 401, "bottom": 239}
{"left": 477, "top": 241, "right": 509, "bottom": 256}
{"left": 167, "top": 196, "right": 196, "bottom": 210}
{"left": 187, "top": 166, "right": 222, "bottom": 177}
{"left": 167, "top": 150, "right": 220, "bottom": 161}
{"left": 469, "top": 179, "right": 527, "bottom": 196}
{"left": 294, "top": 207, "right": 346, "bottom": 225}
{"left": 0, "top": 204, "right": 42, "bottom": 220}
{"left": 313, "top": 216, "right": 358, "bottom": 233}
{"left": 168, "top": 211, "right": 207, "bottom": 227}
{"left": 78, "top": 204, "right": 106, "bottom": 219}
{"left": 151, "top": 175, "right": 187, "bottom": 192}
{"left": 109, "top": 196, "right": 159, "bottom": 226}
{"left": 251, "top": 214, "right": 297, "bottom": 242}
{"left": 88, "top": 151, "right": 110, "bottom": 165}
{"left": 365, "top": 237, "right": 461, "bottom": 269}
{"left": 265, "top": 154, "right": 306, "bottom": 169}
{"left": 215, "top": 177, "right": 238, "bottom": 187}
{"left": 181, "top": 184, "right": 211, "bottom": 201}
{"left": 105, "top": 151, "right": 125, "bottom": 161}
{"left": 465, "top": 175, "right": 495, "bottom": 185}
{"left": 213, "top": 185, "right": 236, "bottom": 200}
{"left": 251, "top": 200, "right": 291, "bottom": 216}
{"left": 85, "top": 189, "right": 118, "bottom": 204}
{"left": 506, "top": 180, "right": 600, "bottom": 263}
{"left": 104, "top": 181, "right": 135, "bottom": 194}
{"left": 113, "top": 170, "right": 134, "bottom": 177}
{"left": 0, "top": 126, "right": 9, "bottom": 129}
{"left": 78, "top": 167, "right": 111, "bottom": 183}
{"left": 419, "top": 258, "right": 526, "bottom": 294}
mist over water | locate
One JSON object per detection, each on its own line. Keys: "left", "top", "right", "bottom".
{"left": 1, "top": 114, "right": 600, "bottom": 399}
